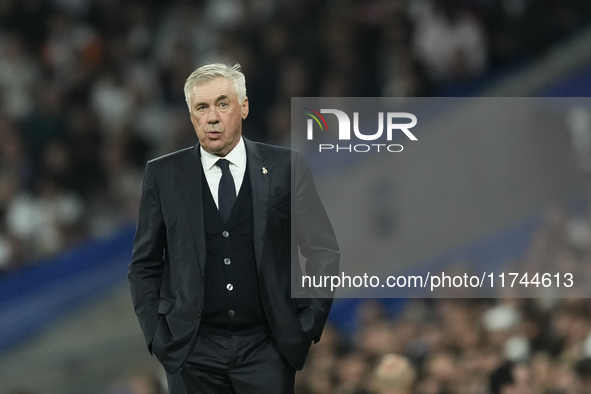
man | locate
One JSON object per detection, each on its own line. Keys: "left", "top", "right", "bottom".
{"left": 128, "top": 63, "right": 340, "bottom": 393}
{"left": 371, "top": 354, "right": 417, "bottom": 394}
{"left": 489, "top": 361, "right": 534, "bottom": 394}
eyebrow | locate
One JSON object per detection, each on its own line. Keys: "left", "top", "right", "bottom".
{"left": 215, "top": 95, "right": 229, "bottom": 103}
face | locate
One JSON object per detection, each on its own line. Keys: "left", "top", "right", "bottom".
{"left": 189, "top": 77, "right": 249, "bottom": 157}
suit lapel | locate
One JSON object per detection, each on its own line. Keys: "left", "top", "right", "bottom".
{"left": 244, "top": 138, "right": 269, "bottom": 271}
{"left": 177, "top": 145, "right": 207, "bottom": 276}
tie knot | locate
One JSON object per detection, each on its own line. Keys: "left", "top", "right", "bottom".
{"left": 216, "top": 159, "right": 231, "bottom": 171}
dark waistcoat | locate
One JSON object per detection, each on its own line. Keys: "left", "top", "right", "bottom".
{"left": 201, "top": 166, "right": 266, "bottom": 330}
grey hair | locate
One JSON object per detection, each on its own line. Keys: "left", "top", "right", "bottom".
{"left": 184, "top": 63, "right": 247, "bottom": 111}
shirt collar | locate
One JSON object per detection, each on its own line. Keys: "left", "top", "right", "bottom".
{"left": 200, "top": 137, "right": 247, "bottom": 172}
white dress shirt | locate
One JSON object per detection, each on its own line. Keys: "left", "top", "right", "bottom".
{"left": 200, "top": 137, "right": 247, "bottom": 209}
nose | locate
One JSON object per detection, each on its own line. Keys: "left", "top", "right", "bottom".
{"left": 207, "top": 107, "right": 220, "bottom": 124}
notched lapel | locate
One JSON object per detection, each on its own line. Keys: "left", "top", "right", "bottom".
{"left": 177, "top": 146, "right": 206, "bottom": 276}
{"left": 245, "top": 138, "right": 269, "bottom": 270}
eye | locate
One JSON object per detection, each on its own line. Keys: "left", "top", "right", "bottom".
{"left": 219, "top": 102, "right": 228, "bottom": 108}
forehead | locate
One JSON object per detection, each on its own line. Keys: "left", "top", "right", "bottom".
{"left": 190, "top": 77, "right": 237, "bottom": 103}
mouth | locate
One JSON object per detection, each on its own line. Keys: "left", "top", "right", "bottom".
{"left": 206, "top": 131, "right": 221, "bottom": 138}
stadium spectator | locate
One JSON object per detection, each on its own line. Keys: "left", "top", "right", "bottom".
{"left": 412, "top": 0, "right": 487, "bottom": 83}
{"left": 489, "top": 361, "right": 534, "bottom": 394}
{"left": 371, "top": 353, "right": 417, "bottom": 394}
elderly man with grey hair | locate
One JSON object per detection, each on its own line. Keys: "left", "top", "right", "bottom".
{"left": 128, "top": 63, "right": 340, "bottom": 393}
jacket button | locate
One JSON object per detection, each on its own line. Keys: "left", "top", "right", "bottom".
{"left": 228, "top": 310, "right": 235, "bottom": 317}
{"left": 222, "top": 231, "right": 229, "bottom": 237}
{"left": 226, "top": 283, "right": 233, "bottom": 291}
{"left": 224, "top": 258, "right": 231, "bottom": 265}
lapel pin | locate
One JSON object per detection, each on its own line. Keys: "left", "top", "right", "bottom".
{"left": 262, "top": 167, "right": 268, "bottom": 174}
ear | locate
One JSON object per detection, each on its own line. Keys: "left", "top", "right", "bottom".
{"left": 242, "top": 97, "right": 249, "bottom": 120}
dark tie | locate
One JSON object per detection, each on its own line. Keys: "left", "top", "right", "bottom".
{"left": 216, "top": 159, "right": 236, "bottom": 222}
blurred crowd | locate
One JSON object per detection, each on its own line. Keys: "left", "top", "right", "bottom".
{"left": 313, "top": 194, "right": 591, "bottom": 394}
{"left": 0, "top": 0, "right": 590, "bottom": 272}
{"left": 293, "top": 297, "right": 591, "bottom": 394}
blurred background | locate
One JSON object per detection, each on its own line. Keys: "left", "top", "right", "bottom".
{"left": 1, "top": 0, "right": 591, "bottom": 393}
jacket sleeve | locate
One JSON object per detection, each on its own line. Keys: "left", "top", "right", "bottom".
{"left": 293, "top": 151, "right": 340, "bottom": 343}
{"left": 128, "top": 161, "right": 167, "bottom": 353}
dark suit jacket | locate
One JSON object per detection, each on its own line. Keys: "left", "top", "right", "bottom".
{"left": 128, "top": 137, "right": 340, "bottom": 374}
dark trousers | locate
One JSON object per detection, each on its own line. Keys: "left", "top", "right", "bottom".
{"left": 165, "top": 330, "right": 296, "bottom": 394}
